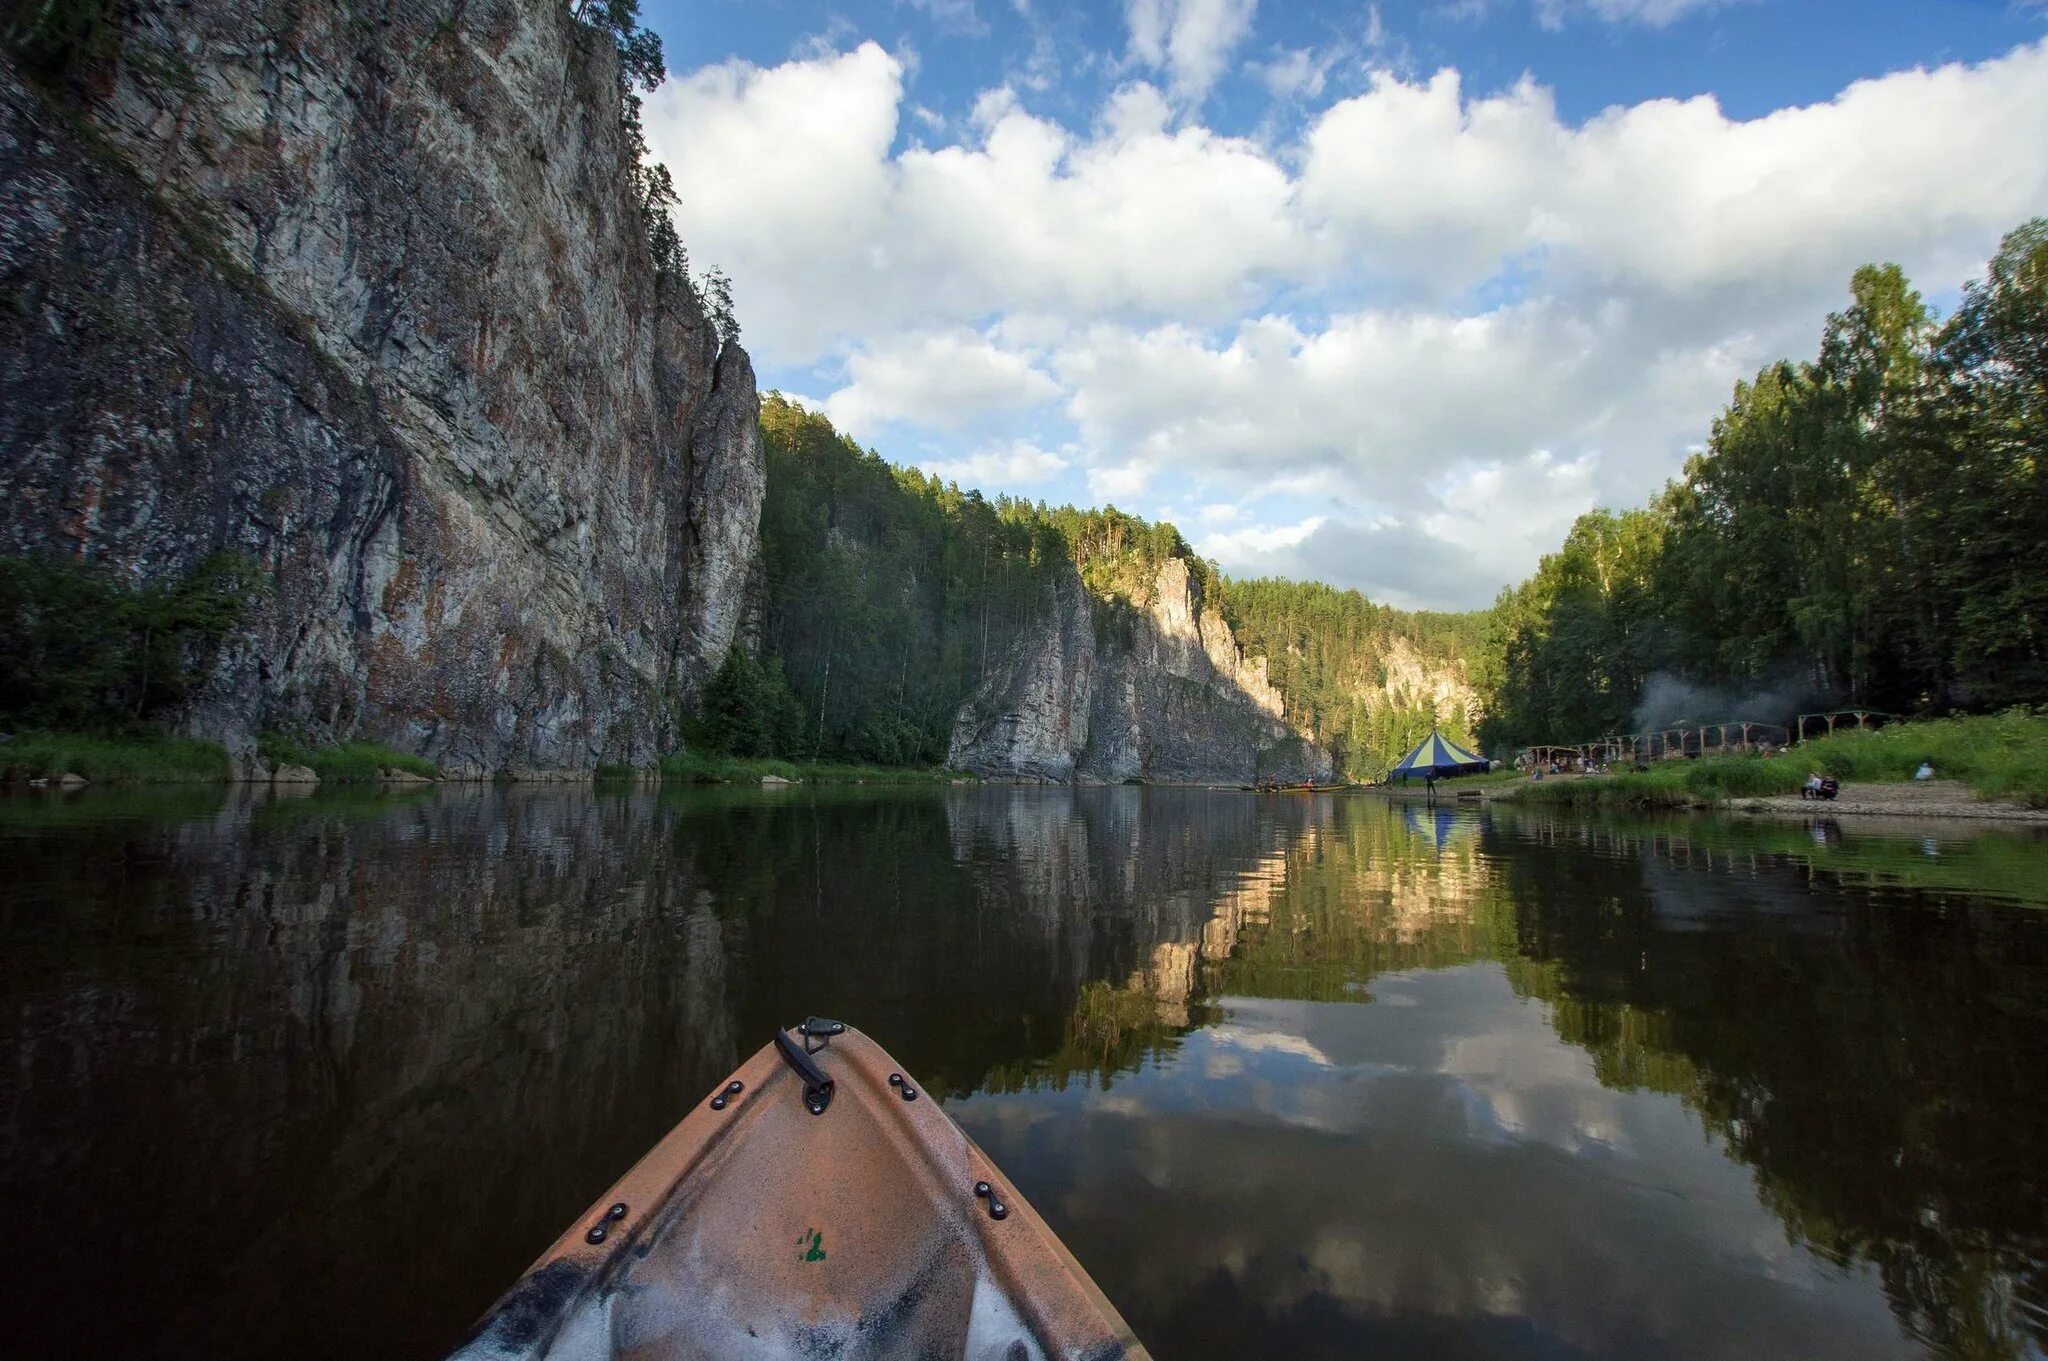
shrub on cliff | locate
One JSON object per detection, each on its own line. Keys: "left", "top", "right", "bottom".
{"left": 0, "top": 552, "right": 257, "bottom": 732}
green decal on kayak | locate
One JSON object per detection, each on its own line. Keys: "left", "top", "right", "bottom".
{"left": 795, "top": 1229, "right": 827, "bottom": 1263}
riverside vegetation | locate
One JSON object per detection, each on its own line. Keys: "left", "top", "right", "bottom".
{"left": 1510, "top": 710, "right": 2048, "bottom": 809}
{"left": 1476, "top": 221, "right": 2048, "bottom": 753}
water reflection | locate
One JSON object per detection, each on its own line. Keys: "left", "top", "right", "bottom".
{"left": 0, "top": 787, "right": 2044, "bottom": 1359}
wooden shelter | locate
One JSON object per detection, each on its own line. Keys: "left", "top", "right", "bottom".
{"left": 1794, "top": 710, "right": 1897, "bottom": 742}
{"left": 1520, "top": 719, "right": 1791, "bottom": 771}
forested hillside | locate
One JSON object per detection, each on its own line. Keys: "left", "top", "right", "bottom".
{"left": 1222, "top": 581, "right": 1488, "bottom": 774}
{"left": 710, "top": 395, "right": 1482, "bottom": 777}
{"left": 724, "top": 395, "right": 1060, "bottom": 765}
{"left": 1478, "top": 220, "right": 2048, "bottom": 753}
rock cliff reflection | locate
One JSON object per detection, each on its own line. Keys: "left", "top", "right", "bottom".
{"left": 1, "top": 787, "right": 2044, "bottom": 1359}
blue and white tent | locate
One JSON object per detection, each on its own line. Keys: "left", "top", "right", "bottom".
{"left": 1389, "top": 731, "right": 1489, "bottom": 781}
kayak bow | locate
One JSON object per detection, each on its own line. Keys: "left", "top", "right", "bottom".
{"left": 450, "top": 1019, "right": 1151, "bottom": 1361}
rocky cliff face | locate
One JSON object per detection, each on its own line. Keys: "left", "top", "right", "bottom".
{"left": 1376, "top": 636, "right": 1482, "bottom": 729}
{"left": 0, "top": 0, "right": 761, "bottom": 774}
{"left": 949, "top": 557, "right": 1334, "bottom": 783}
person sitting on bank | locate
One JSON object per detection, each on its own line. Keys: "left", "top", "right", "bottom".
{"left": 1803, "top": 771, "right": 1825, "bottom": 799}
{"left": 1914, "top": 761, "right": 1935, "bottom": 781}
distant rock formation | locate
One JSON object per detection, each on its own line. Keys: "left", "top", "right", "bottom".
{"left": 948, "top": 557, "right": 1334, "bottom": 784}
{"left": 0, "top": 0, "right": 762, "bottom": 774}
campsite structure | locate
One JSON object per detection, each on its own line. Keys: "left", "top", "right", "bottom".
{"left": 1517, "top": 718, "right": 1792, "bottom": 771}
{"left": 1389, "top": 731, "right": 1491, "bottom": 782}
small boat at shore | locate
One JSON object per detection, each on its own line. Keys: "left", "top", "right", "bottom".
{"left": 449, "top": 1020, "right": 1150, "bottom": 1361}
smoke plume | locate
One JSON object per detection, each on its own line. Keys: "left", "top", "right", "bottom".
{"left": 1629, "top": 671, "right": 1816, "bottom": 733}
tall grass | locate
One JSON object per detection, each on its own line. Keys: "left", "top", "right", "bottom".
{"left": 260, "top": 735, "right": 437, "bottom": 784}
{"left": 1513, "top": 766, "right": 1708, "bottom": 809}
{"left": 1798, "top": 710, "right": 2048, "bottom": 805}
{"left": 0, "top": 731, "right": 232, "bottom": 784}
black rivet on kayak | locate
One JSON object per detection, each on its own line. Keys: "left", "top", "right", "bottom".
{"left": 888, "top": 1072, "right": 904, "bottom": 1086}
{"left": 974, "top": 1181, "right": 992, "bottom": 1198}
{"left": 901, "top": 1085, "right": 918, "bottom": 1101}
{"left": 807, "top": 1097, "right": 827, "bottom": 1116}
{"left": 726, "top": 1080, "right": 744, "bottom": 1095}
{"left": 586, "top": 1224, "right": 607, "bottom": 1245}
{"left": 988, "top": 1201, "right": 1008, "bottom": 1221}
{"left": 607, "top": 1203, "right": 628, "bottom": 1221}
{"left": 710, "top": 1095, "right": 727, "bottom": 1111}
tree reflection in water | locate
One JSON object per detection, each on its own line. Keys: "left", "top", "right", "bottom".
{"left": 995, "top": 801, "right": 2048, "bottom": 1358}
{"left": 0, "top": 786, "right": 2043, "bottom": 1358}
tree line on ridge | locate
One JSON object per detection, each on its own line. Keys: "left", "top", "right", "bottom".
{"left": 1476, "top": 219, "right": 2047, "bottom": 754}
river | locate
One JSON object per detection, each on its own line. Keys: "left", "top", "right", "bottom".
{"left": 2, "top": 785, "right": 2044, "bottom": 1359}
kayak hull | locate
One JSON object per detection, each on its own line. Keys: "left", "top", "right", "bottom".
{"left": 451, "top": 1025, "right": 1149, "bottom": 1361}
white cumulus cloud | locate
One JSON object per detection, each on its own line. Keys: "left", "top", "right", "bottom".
{"left": 1126, "top": 0, "right": 1261, "bottom": 106}
{"left": 823, "top": 330, "right": 1059, "bottom": 437}
{"left": 646, "top": 36, "right": 2048, "bottom": 607}
{"left": 921, "top": 440, "right": 1072, "bottom": 487}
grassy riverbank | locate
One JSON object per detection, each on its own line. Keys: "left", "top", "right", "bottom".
{"left": 259, "top": 736, "right": 438, "bottom": 783}
{"left": 1507, "top": 711, "right": 2048, "bottom": 810}
{"left": 0, "top": 731, "right": 437, "bottom": 786}
{"left": 0, "top": 728, "right": 957, "bottom": 789}
{"left": 657, "top": 752, "right": 969, "bottom": 785}
{"left": 0, "top": 731, "right": 234, "bottom": 784}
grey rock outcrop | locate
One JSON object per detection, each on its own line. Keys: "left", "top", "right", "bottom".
{"left": 0, "top": 0, "right": 762, "bottom": 774}
{"left": 949, "top": 557, "right": 1334, "bottom": 784}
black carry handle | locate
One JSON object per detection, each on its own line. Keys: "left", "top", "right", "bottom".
{"left": 774, "top": 1018, "right": 843, "bottom": 1115}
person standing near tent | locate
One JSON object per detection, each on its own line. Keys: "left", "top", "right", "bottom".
{"left": 1424, "top": 768, "right": 1437, "bottom": 803}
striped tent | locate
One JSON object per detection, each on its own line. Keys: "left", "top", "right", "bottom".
{"left": 1390, "top": 731, "right": 1489, "bottom": 781}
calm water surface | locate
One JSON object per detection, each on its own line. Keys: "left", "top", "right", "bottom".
{"left": 3, "top": 786, "right": 2046, "bottom": 1359}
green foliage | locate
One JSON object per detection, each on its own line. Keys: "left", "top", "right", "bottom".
{"left": 635, "top": 162, "right": 686, "bottom": 285}
{"left": 573, "top": 0, "right": 696, "bottom": 307}
{"left": 0, "top": 730, "right": 231, "bottom": 784}
{"left": 1933, "top": 220, "right": 2048, "bottom": 708}
{"left": 1510, "top": 760, "right": 1798, "bottom": 810}
{"left": 0, "top": 552, "right": 259, "bottom": 732}
{"left": 1476, "top": 507, "right": 1667, "bottom": 752}
{"left": 1480, "top": 221, "right": 2048, "bottom": 747}
{"left": 258, "top": 735, "right": 438, "bottom": 784}
{"left": 1222, "top": 577, "right": 1487, "bottom": 777}
{"left": 700, "top": 266, "right": 738, "bottom": 347}
{"left": 7, "top": 0, "right": 116, "bottom": 74}
{"left": 695, "top": 644, "right": 804, "bottom": 759}
{"left": 754, "top": 393, "right": 1061, "bottom": 767}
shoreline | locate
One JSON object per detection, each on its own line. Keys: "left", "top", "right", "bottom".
{"left": 1723, "top": 781, "right": 2048, "bottom": 824}
{"left": 1479, "top": 776, "right": 2048, "bottom": 826}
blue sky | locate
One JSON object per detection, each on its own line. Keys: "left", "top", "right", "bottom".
{"left": 639, "top": 0, "right": 2048, "bottom": 609}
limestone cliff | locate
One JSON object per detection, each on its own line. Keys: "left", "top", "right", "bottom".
{"left": 0, "top": 0, "right": 762, "bottom": 773}
{"left": 948, "top": 557, "right": 1334, "bottom": 783}
{"left": 1375, "top": 635, "right": 1481, "bottom": 727}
